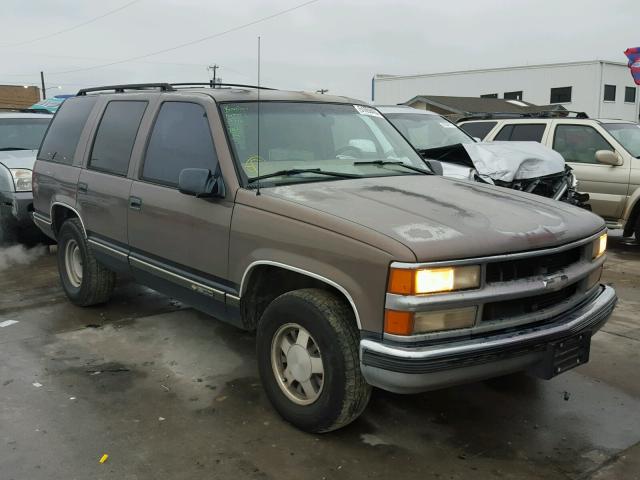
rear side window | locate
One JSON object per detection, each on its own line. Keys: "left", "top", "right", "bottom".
{"left": 89, "top": 101, "right": 148, "bottom": 176}
{"left": 142, "top": 102, "right": 218, "bottom": 187}
{"left": 459, "top": 121, "right": 496, "bottom": 140}
{"left": 495, "top": 124, "right": 546, "bottom": 142}
{"left": 38, "top": 96, "right": 97, "bottom": 164}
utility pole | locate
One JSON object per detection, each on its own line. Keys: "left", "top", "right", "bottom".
{"left": 208, "top": 64, "right": 219, "bottom": 87}
{"left": 316, "top": 89, "right": 329, "bottom": 94}
{"left": 40, "top": 71, "right": 46, "bottom": 100}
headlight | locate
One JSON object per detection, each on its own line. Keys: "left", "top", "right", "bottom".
{"left": 384, "top": 306, "right": 477, "bottom": 335}
{"left": 592, "top": 233, "right": 607, "bottom": 259}
{"left": 10, "top": 168, "right": 32, "bottom": 192}
{"left": 388, "top": 265, "right": 481, "bottom": 295}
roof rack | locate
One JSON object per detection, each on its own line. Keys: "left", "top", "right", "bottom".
{"left": 457, "top": 110, "right": 589, "bottom": 122}
{"left": 76, "top": 83, "right": 176, "bottom": 96}
{"left": 170, "top": 82, "right": 275, "bottom": 90}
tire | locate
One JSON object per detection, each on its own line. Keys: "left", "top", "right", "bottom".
{"left": 635, "top": 215, "right": 640, "bottom": 242}
{"left": 57, "top": 218, "right": 115, "bottom": 306}
{"left": 257, "top": 288, "right": 371, "bottom": 433}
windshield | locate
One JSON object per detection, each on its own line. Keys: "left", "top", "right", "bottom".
{"left": 220, "top": 102, "right": 426, "bottom": 186}
{"left": 602, "top": 123, "right": 640, "bottom": 157}
{"left": 385, "top": 113, "right": 475, "bottom": 150}
{"left": 0, "top": 118, "right": 51, "bottom": 150}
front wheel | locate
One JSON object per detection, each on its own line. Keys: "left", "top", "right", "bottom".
{"left": 57, "top": 218, "right": 115, "bottom": 306}
{"left": 257, "top": 288, "right": 371, "bottom": 433}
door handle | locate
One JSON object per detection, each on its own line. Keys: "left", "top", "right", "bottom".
{"left": 129, "top": 196, "right": 142, "bottom": 210}
{"left": 78, "top": 182, "right": 88, "bottom": 193}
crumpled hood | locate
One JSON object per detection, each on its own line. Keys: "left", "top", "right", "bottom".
{"left": 266, "top": 175, "right": 604, "bottom": 262}
{"left": 0, "top": 149, "right": 38, "bottom": 170}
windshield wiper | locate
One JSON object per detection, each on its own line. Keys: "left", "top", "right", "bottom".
{"left": 247, "top": 168, "right": 361, "bottom": 184}
{"left": 353, "top": 160, "right": 433, "bottom": 175}
{"left": 0, "top": 147, "right": 31, "bottom": 151}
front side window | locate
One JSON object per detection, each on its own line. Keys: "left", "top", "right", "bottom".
{"left": 89, "top": 101, "right": 147, "bottom": 176}
{"left": 385, "top": 113, "right": 474, "bottom": 150}
{"left": 38, "top": 96, "right": 97, "bottom": 164}
{"left": 220, "top": 102, "right": 427, "bottom": 186}
{"left": 604, "top": 84, "right": 616, "bottom": 102}
{"left": 480, "top": 94, "right": 498, "bottom": 99}
{"left": 458, "top": 121, "right": 497, "bottom": 140}
{"left": 550, "top": 87, "right": 572, "bottom": 104}
{"left": 553, "top": 124, "right": 613, "bottom": 164}
{"left": 602, "top": 123, "right": 640, "bottom": 158}
{"left": 0, "top": 117, "right": 50, "bottom": 151}
{"left": 143, "top": 102, "right": 218, "bottom": 187}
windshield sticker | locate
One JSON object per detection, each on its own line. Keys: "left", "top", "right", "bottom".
{"left": 439, "top": 122, "right": 457, "bottom": 128}
{"left": 354, "top": 105, "right": 383, "bottom": 118}
{"left": 244, "top": 155, "right": 262, "bottom": 175}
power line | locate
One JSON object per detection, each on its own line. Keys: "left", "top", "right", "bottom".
{"left": 45, "top": 0, "right": 321, "bottom": 76}
{"left": 0, "top": 0, "right": 143, "bottom": 49}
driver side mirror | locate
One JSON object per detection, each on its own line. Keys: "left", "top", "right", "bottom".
{"left": 595, "top": 150, "right": 623, "bottom": 166}
{"left": 178, "top": 168, "right": 225, "bottom": 198}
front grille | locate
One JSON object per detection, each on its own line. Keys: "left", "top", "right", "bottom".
{"left": 486, "top": 246, "right": 582, "bottom": 283}
{"left": 482, "top": 284, "right": 577, "bottom": 322}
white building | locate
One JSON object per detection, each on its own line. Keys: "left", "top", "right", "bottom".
{"left": 373, "top": 60, "right": 640, "bottom": 122}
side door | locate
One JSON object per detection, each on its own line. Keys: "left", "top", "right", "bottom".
{"left": 128, "top": 99, "right": 234, "bottom": 319}
{"left": 76, "top": 99, "right": 149, "bottom": 271}
{"left": 549, "top": 121, "right": 631, "bottom": 220}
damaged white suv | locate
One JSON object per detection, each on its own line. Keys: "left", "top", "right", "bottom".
{"left": 380, "top": 106, "right": 588, "bottom": 208}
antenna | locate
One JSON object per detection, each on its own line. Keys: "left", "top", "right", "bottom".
{"left": 256, "top": 35, "right": 261, "bottom": 196}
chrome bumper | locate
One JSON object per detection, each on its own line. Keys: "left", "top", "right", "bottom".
{"left": 360, "top": 285, "right": 617, "bottom": 393}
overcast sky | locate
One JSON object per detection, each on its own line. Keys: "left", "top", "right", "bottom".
{"left": 1, "top": 0, "right": 638, "bottom": 100}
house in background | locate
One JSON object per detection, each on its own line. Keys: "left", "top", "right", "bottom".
{"left": 401, "top": 95, "right": 567, "bottom": 121}
{"left": 373, "top": 60, "right": 640, "bottom": 121}
{"left": 0, "top": 84, "right": 41, "bottom": 111}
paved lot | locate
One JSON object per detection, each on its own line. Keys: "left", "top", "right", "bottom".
{"left": 1, "top": 234, "right": 639, "bottom": 480}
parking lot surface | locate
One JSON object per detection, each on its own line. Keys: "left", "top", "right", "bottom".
{"left": 1, "top": 235, "right": 639, "bottom": 480}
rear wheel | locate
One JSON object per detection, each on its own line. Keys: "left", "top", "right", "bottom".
{"left": 634, "top": 215, "right": 640, "bottom": 242}
{"left": 257, "top": 288, "right": 371, "bottom": 433}
{"left": 57, "top": 218, "right": 115, "bottom": 306}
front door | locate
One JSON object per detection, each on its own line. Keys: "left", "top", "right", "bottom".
{"left": 127, "top": 101, "right": 234, "bottom": 313}
{"left": 550, "top": 121, "right": 631, "bottom": 220}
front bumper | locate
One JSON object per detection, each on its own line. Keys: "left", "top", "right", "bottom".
{"left": 360, "top": 284, "right": 617, "bottom": 393}
{"left": 0, "top": 190, "right": 34, "bottom": 225}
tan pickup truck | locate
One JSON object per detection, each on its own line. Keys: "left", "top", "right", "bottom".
{"left": 33, "top": 83, "right": 616, "bottom": 432}
{"left": 459, "top": 116, "right": 640, "bottom": 240}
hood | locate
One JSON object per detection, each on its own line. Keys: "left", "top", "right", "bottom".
{"left": 0, "top": 149, "right": 38, "bottom": 170}
{"left": 265, "top": 175, "right": 604, "bottom": 262}
{"left": 421, "top": 142, "right": 566, "bottom": 183}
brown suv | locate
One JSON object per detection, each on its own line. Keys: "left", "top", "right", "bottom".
{"left": 32, "top": 83, "right": 617, "bottom": 432}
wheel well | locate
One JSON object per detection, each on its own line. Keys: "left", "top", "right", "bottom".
{"left": 240, "top": 265, "right": 356, "bottom": 331}
{"left": 51, "top": 205, "right": 79, "bottom": 236}
{"left": 623, "top": 199, "right": 640, "bottom": 237}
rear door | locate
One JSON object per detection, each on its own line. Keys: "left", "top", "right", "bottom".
{"left": 549, "top": 120, "right": 631, "bottom": 220}
{"left": 127, "top": 99, "right": 234, "bottom": 317}
{"left": 76, "top": 99, "right": 149, "bottom": 270}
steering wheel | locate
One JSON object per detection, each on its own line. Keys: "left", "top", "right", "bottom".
{"left": 335, "top": 145, "right": 363, "bottom": 159}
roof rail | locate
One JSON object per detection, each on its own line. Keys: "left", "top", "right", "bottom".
{"left": 171, "top": 82, "right": 275, "bottom": 90}
{"left": 76, "top": 83, "right": 176, "bottom": 96}
{"left": 457, "top": 110, "right": 589, "bottom": 122}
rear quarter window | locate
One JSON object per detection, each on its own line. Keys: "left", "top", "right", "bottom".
{"left": 38, "top": 96, "right": 98, "bottom": 165}
{"left": 459, "top": 121, "right": 497, "bottom": 140}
